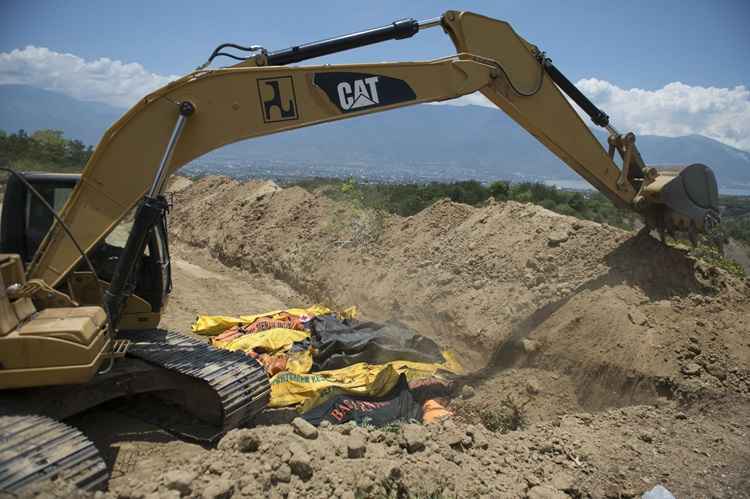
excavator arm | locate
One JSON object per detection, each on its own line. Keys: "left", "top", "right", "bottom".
{"left": 29, "top": 10, "right": 719, "bottom": 290}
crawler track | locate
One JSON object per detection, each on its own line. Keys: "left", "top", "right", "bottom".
{"left": 0, "top": 415, "right": 107, "bottom": 493}
{"left": 121, "top": 329, "right": 270, "bottom": 433}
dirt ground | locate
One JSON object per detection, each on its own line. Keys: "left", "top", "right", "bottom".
{"left": 12, "top": 176, "right": 750, "bottom": 498}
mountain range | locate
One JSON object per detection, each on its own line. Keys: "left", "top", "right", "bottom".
{"left": 1, "top": 84, "right": 748, "bottom": 191}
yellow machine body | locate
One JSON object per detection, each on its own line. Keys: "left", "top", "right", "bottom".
{"left": 0, "top": 254, "right": 111, "bottom": 389}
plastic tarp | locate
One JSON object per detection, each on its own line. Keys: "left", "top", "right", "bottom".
{"left": 269, "top": 354, "right": 463, "bottom": 410}
{"left": 257, "top": 349, "right": 314, "bottom": 376}
{"left": 195, "top": 305, "right": 464, "bottom": 417}
{"left": 311, "top": 316, "right": 446, "bottom": 370}
{"left": 301, "top": 373, "right": 421, "bottom": 427}
{"left": 216, "top": 328, "right": 309, "bottom": 355}
{"left": 191, "top": 305, "right": 332, "bottom": 335}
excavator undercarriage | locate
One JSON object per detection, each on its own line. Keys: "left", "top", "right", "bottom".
{"left": 1, "top": 9, "right": 720, "bottom": 493}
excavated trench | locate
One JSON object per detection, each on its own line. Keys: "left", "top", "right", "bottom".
{"left": 175, "top": 234, "right": 694, "bottom": 430}
{"left": 32, "top": 178, "right": 748, "bottom": 498}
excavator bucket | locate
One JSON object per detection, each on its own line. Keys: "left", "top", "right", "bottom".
{"left": 639, "top": 163, "right": 720, "bottom": 238}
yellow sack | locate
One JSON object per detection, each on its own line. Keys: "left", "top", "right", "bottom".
{"left": 269, "top": 362, "right": 401, "bottom": 409}
{"left": 297, "top": 353, "right": 465, "bottom": 412}
{"left": 298, "top": 365, "right": 401, "bottom": 413}
{"left": 384, "top": 351, "right": 465, "bottom": 380}
{"left": 221, "top": 328, "right": 309, "bottom": 355}
{"left": 286, "top": 349, "right": 314, "bottom": 375}
{"left": 191, "top": 304, "right": 332, "bottom": 335}
{"left": 339, "top": 306, "right": 358, "bottom": 320}
{"left": 268, "top": 353, "right": 464, "bottom": 409}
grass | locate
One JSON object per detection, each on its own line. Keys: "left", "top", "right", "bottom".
{"left": 479, "top": 395, "right": 529, "bottom": 433}
{"left": 691, "top": 244, "right": 746, "bottom": 278}
{"left": 292, "top": 177, "right": 639, "bottom": 230}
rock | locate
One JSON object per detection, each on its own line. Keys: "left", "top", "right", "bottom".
{"left": 402, "top": 423, "right": 427, "bottom": 453}
{"left": 337, "top": 421, "right": 357, "bottom": 435}
{"left": 217, "top": 429, "right": 259, "bottom": 453}
{"left": 642, "top": 485, "right": 676, "bottom": 499}
{"left": 387, "top": 465, "right": 401, "bottom": 481}
{"left": 288, "top": 444, "right": 313, "bottom": 480}
{"left": 527, "top": 485, "right": 570, "bottom": 499}
{"left": 319, "top": 420, "right": 331, "bottom": 429}
{"left": 547, "top": 231, "right": 569, "bottom": 246}
{"left": 291, "top": 417, "right": 318, "bottom": 440}
{"left": 549, "top": 472, "right": 575, "bottom": 492}
{"left": 461, "top": 385, "right": 476, "bottom": 399}
{"left": 706, "top": 362, "right": 727, "bottom": 381}
{"left": 639, "top": 431, "right": 654, "bottom": 443}
{"left": 271, "top": 464, "right": 292, "bottom": 484}
{"left": 526, "top": 378, "right": 542, "bottom": 396}
{"left": 521, "top": 338, "right": 540, "bottom": 354}
{"left": 443, "top": 425, "right": 466, "bottom": 448}
{"left": 628, "top": 309, "right": 649, "bottom": 326}
{"left": 163, "top": 470, "right": 197, "bottom": 496}
{"left": 347, "top": 434, "right": 367, "bottom": 459}
{"left": 525, "top": 474, "right": 542, "bottom": 487}
{"left": 201, "top": 479, "right": 233, "bottom": 499}
{"left": 682, "top": 362, "right": 702, "bottom": 376}
{"left": 470, "top": 429, "right": 489, "bottom": 450}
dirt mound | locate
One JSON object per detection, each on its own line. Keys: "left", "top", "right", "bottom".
{"left": 29, "top": 400, "right": 750, "bottom": 499}
{"left": 24, "top": 175, "right": 748, "bottom": 498}
{"left": 169, "top": 176, "right": 750, "bottom": 386}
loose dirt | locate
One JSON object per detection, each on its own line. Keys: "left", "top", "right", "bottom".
{"left": 14, "top": 176, "right": 750, "bottom": 498}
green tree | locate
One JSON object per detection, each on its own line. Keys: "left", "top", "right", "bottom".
{"left": 489, "top": 180, "right": 509, "bottom": 200}
{"left": 567, "top": 192, "right": 585, "bottom": 212}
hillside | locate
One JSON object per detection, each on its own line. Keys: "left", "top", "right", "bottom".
{"left": 0, "top": 85, "right": 121, "bottom": 146}
{"left": 1, "top": 84, "right": 749, "bottom": 190}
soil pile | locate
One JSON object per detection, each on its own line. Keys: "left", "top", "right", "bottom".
{"left": 21, "top": 400, "right": 749, "bottom": 499}
{"left": 11, "top": 175, "right": 749, "bottom": 498}
{"left": 169, "top": 176, "right": 749, "bottom": 391}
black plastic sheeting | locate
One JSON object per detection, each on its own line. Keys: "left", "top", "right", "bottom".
{"left": 302, "top": 374, "right": 421, "bottom": 426}
{"left": 310, "top": 316, "right": 445, "bottom": 371}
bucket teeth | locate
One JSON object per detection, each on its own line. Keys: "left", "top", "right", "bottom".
{"left": 638, "top": 163, "right": 721, "bottom": 247}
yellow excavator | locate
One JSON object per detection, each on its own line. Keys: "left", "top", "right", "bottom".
{"left": 0, "top": 10, "right": 719, "bottom": 492}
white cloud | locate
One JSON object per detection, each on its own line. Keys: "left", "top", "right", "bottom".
{"left": 2, "top": 46, "right": 749, "bottom": 151}
{"left": 0, "top": 46, "right": 178, "bottom": 108}
{"left": 576, "top": 79, "right": 750, "bottom": 151}
{"left": 442, "top": 79, "right": 750, "bottom": 152}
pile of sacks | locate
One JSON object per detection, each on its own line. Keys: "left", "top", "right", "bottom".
{"left": 192, "top": 306, "right": 461, "bottom": 426}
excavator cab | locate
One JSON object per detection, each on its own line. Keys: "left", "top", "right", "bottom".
{"left": 0, "top": 172, "right": 172, "bottom": 327}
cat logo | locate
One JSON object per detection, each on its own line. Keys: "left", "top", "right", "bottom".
{"left": 314, "top": 72, "right": 416, "bottom": 114}
{"left": 257, "top": 76, "right": 298, "bottom": 123}
{"left": 337, "top": 76, "right": 380, "bottom": 110}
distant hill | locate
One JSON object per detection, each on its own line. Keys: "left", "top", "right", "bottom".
{"left": 1, "top": 84, "right": 748, "bottom": 190}
{"left": 0, "top": 85, "right": 120, "bottom": 146}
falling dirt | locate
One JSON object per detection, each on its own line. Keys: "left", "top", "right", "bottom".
{"left": 12, "top": 176, "right": 750, "bottom": 498}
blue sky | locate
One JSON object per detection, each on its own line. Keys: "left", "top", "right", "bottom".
{"left": 1, "top": 0, "right": 749, "bottom": 149}
{"left": 2, "top": 0, "right": 748, "bottom": 87}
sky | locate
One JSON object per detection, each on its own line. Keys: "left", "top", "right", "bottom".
{"left": 1, "top": 0, "right": 749, "bottom": 150}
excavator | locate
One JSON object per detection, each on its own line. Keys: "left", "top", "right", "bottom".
{"left": 0, "top": 10, "right": 719, "bottom": 493}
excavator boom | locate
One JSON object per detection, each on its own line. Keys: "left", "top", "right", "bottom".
{"left": 0, "top": 11, "right": 722, "bottom": 492}
{"left": 29, "top": 10, "right": 720, "bottom": 288}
